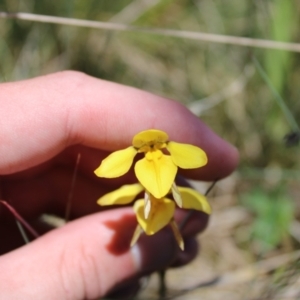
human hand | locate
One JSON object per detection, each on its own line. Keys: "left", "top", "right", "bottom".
{"left": 0, "top": 71, "right": 238, "bottom": 299}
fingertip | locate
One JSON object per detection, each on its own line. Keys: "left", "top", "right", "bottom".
{"left": 0, "top": 208, "right": 183, "bottom": 299}
{"left": 180, "top": 128, "right": 239, "bottom": 181}
{"left": 0, "top": 209, "right": 140, "bottom": 299}
{"left": 174, "top": 210, "right": 210, "bottom": 237}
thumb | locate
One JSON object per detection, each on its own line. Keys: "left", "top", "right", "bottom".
{"left": 0, "top": 208, "right": 178, "bottom": 299}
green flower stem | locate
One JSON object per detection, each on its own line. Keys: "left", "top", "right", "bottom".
{"left": 158, "top": 270, "right": 167, "bottom": 299}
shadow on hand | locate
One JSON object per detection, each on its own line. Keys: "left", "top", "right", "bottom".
{"left": 104, "top": 213, "right": 137, "bottom": 255}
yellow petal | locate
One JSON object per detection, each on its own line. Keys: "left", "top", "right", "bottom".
{"left": 97, "top": 183, "right": 143, "bottom": 206}
{"left": 144, "top": 191, "right": 151, "bottom": 219}
{"left": 178, "top": 187, "right": 211, "bottom": 214}
{"left": 130, "top": 225, "right": 144, "bottom": 247}
{"left": 169, "top": 219, "right": 184, "bottom": 250}
{"left": 132, "top": 129, "right": 168, "bottom": 148}
{"left": 135, "top": 151, "right": 177, "bottom": 198}
{"left": 94, "top": 146, "right": 137, "bottom": 178}
{"left": 171, "top": 182, "right": 182, "bottom": 208}
{"left": 167, "top": 141, "right": 208, "bottom": 169}
{"left": 133, "top": 198, "right": 175, "bottom": 235}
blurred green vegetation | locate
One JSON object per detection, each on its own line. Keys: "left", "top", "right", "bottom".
{"left": 242, "top": 186, "right": 294, "bottom": 254}
{"left": 1, "top": 0, "right": 300, "bottom": 266}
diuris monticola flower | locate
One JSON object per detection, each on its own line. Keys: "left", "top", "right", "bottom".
{"left": 94, "top": 129, "right": 208, "bottom": 198}
{"left": 94, "top": 129, "right": 210, "bottom": 249}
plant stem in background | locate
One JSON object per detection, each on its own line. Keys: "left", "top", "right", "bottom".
{"left": 0, "top": 200, "right": 39, "bottom": 240}
{"left": 252, "top": 56, "right": 299, "bottom": 132}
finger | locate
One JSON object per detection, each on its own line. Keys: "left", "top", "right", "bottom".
{"left": 175, "top": 210, "right": 210, "bottom": 237}
{"left": 0, "top": 204, "right": 207, "bottom": 255}
{"left": 171, "top": 237, "right": 199, "bottom": 267}
{"left": 2, "top": 165, "right": 104, "bottom": 219}
{"left": 2, "top": 164, "right": 140, "bottom": 220}
{"left": 2, "top": 155, "right": 213, "bottom": 223}
{"left": 105, "top": 280, "right": 141, "bottom": 299}
{"left": 0, "top": 208, "right": 180, "bottom": 299}
{"left": 0, "top": 71, "right": 238, "bottom": 179}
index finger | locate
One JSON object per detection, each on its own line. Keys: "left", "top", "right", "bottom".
{"left": 0, "top": 71, "right": 238, "bottom": 179}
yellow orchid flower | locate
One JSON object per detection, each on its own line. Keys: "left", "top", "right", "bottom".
{"left": 97, "top": 183, "right": 211, "bottom": 250}
{"left": 94, "top": 129, "right": 208, "bottom": 198}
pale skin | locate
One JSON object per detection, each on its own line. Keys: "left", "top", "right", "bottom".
{"left": 0, "top": 71, "right": 239, "bottom": 299}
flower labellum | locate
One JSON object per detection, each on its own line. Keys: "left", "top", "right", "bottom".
{"left": 96, "top": 183, "right": 211, "bottom": 250}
